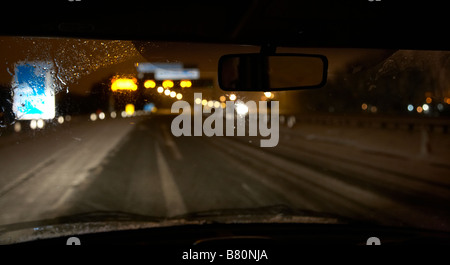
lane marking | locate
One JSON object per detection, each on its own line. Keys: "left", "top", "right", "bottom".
{"left": 0, "top": 157, "right": 56, "bottom": 197}
{"left": 155, "top": 142, "right": 187, "bottom": 217}
{"left": 0, "top": 156, "right": 56, "bottom": 197}
{"left": 160, "top": 124, "right": 183, "bottom": 160}
{"left": 51, "top": 120, "right": 135, "bottom": 211}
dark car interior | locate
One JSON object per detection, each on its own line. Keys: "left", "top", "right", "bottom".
{"left": 1, "top": 0, "right": 450, "bottom": 262}
{"left": 2, "top": 0, "right": 449, "bottom": 50}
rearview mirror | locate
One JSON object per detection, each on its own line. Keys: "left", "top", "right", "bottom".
{"left": 218, "top": 53, "right": 328, "bottom": 91}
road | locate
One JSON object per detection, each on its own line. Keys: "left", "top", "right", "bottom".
{"left": 1, "top": 113, "right": 450, "bottom": 232}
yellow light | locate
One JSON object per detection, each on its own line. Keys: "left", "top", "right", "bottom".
{"left": 446, "top": 97, "right": 450, "bottom": 104}
{"left": 221, "top": 102, "right": 226, "bottom": 108}
{"left": 111, "top": 78, "right": 138, "bottom": 91}
{"left": 181, "top": 80, "right": 192, "bottom": 88}
{"left": 219, "top": 96, "right": 226, "bottom": 102}
{"left": 207, "top": 100, "right": 214, "bottom": 107}
{"left": 264, "top": 92, "right": 272, "bottom": 98}
{"left": 229, "top": 94, "right": 236, "bottom": 101}
{"left": 163, "top": 80, "right": 174, "bottom": 88}
{"left": 157, "top": 86, "right": 164, "bottom": 93}
{"left": 213, "top": 101, "right": 220, "bottom": 108}
{"left": 144, "top": 80, "right": 156, "bottom": 89}
{"left": 170, "top": 91, "right": 176, "bottom": 98}
{"left": 125, "top": 104, "right": 135, "bottom": 116}
{"left": 176, "top": 93, "right": 183, "bottom": 100}
{"left": 195, "top": 97, "right": 202, "bottom": 104}
{"left": 164, "top": 89, "right": 171, "bottom": 96}
{"left": 201, "top": 99, "right": 208, "bottom": 106}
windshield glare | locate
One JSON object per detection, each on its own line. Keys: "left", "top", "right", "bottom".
{"left": 1, "top": 36, "right": 450, "bottom": 241}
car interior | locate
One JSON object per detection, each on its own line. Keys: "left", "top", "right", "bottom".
{"left": 1, "top": 0, "right": 450, "bottom": 262}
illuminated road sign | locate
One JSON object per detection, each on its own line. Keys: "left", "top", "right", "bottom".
{"left": 136, "top": 62, "right": 183, "bottom": 73}
{"left": 12, "top": 62, "right": 55, "bottom": 120}
{"left": 155, "top": 68, "right": 200, "bottom": 80}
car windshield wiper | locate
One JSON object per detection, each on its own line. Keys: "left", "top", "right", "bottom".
{"left": 173, "top": 204, "right": 350, "bottom": 224}
{"left": 0, "top": 205, "right": 354, "bottom": 244}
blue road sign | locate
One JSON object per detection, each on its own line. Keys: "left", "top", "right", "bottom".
{"left": 155, "top": 68, "right": 200, "bottom": 80}
{"left": 12, "top": 62, "right": 55, "bottom": 120}
{"left": 136, "top": 62, "right": 183, "bottom": 73}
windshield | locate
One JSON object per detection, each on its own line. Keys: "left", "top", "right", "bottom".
{"left": 1, "top": 36, "right": 450, "bottom": 242}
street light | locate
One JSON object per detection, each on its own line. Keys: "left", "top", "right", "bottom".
{"left": 144, "top": 80, "right": 156, "bottom": 89}
{"left": 111, "top": 78, "right": 138, "bottom": 92}
{"left": 125, "top": 104, "right": 135, "bottom": 116}
{"left": 163, "top": 80, "right": 174, "bottom": 88}
{"left": 180, "top": 80, "right": 192, "bottom": 88}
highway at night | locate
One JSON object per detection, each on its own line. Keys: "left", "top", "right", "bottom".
{"left": 1, "top": 112, "right": 449, "bottom": 233}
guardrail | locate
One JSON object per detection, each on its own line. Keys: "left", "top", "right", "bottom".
{"left": 280, "top": 113, "right": 450, "bottom": 156}
{"left": 281, "top": 114, "right": 450, "bottom": 134}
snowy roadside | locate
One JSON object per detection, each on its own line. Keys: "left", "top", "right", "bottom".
{"left": 279, "top": 122, "right": 450, "bottom": 167}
